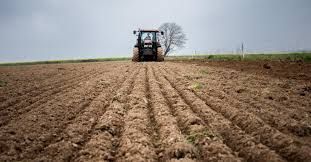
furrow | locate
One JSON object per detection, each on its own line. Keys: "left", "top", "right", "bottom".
{"left": 32, "top": 65, "right": 133, "bottom": 161}
{"left": 145, "top": 65, "right": 161, "bottom": 161}
{"left": 165, "top": 63, "right": 310, "bottom": 138}
{"left": 0, "top": 64, "right": 82, "bottom": 100}
{"left": 151, "top": 64, "right": 243, "bottom": 162}
{"left": 74, "top": 66, "right": 140, "bottom": 162}
{"left": 116, "top": 65, "right": 157, "bottom": 161}
{"left": 192, "top": 87, "right": 311, "bottom": 162}
{"left": 0, "top": 69, "right": 112, "bottom": 161}
{"left": 0, "top": 62, "right": 111, "bottom": 105}
{"left": 147, "top": 64, "right": 199, "bottom": 161}
{"left": 0, "top": 66, "right": 96, "bottom": 111}
{"left": 159, "top": 66, "right": 285, "bottom": 162}
{"left": 0, "top": 69, "right": 101, "bottom": 127}
{"left": 162, "top": 65, "right": 311, "bottom": 162}
{"left": 179, "top": 63, "right": 310, "bottom": 138}
{"left": 199, "top": 83, "right": 310, "bottom": 139}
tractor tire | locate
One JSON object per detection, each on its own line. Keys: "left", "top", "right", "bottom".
{"left": 132, "top": 47, "right": 139, "bottom": 62}
{"left": 156, "top": 47, "right": 164, "bottom": 62}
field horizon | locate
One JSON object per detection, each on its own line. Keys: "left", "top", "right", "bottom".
{"left": 0, "top": 52, "right": 310, "bottom": 66}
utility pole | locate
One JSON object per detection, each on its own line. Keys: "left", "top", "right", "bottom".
{"left": 241, "top": 42, "right": 245, "bottom": 60}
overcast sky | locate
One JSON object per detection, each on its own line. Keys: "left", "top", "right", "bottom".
{"left": 0, "top": 0, "right": 310, "bottom": 62}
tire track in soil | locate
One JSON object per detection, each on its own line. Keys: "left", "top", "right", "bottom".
{"left": 147, "top": 64, "right": 199, "bottom": 161}
{"left": 145, "top": 66, "right": 161, "bottom": 162}
{"left": 161, "top": 64, "right": 311, "bottom": 162}
{"left": 150, "top": 64, "right": 243, "bottom": 162}
{"left": 0, "top": 67, "right": 120, "bottom": 161}
{"left": 0, "top": 69, "right": 103, "bottom": 127}
{"left": 32, "top": 65, "right": 134, "bottom": 161}
{"left": 0, "top": 66, "right": 96, "bottom": 111}
{"left": 159, "top": 66, "right": 285, "bottom": 162}
{"left": 115, "top": 65, "right": 157, "bottom": 161}
{"left": 166, "top": 63, "right": 310, "bottom": 138}
{"left": 74, "top": 66, "right": 140, "bottom": 162}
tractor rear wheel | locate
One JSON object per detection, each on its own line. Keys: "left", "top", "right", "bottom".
{"left": 157, "top": 47, "right": 164, "bottom": 62}
{"left": 132, "top": 47, "right": 139, "bottom": 62}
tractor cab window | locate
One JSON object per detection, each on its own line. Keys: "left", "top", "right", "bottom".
{"left": 141, "top": 32, "right": 155, "bottom": 42}
{"left": 156, "top": 32, "right": 161, "bottom": 42}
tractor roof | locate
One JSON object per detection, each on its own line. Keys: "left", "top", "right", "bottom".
{"left": 139, "top": 29, "right": 160, "bottom": 32}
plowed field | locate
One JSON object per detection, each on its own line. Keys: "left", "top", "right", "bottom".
{"left": 0, "top": 61, "right": 310, "bottom": 161}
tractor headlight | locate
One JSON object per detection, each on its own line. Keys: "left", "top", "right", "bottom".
{"left": 144, "top": 45, "right": 152, "bottom": 48}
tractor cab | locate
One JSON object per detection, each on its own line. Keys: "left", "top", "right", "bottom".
{"left": 132, "top": 29, "right": 164, "bottom": 62}
{"left": 141, "top": 32, "right": 153, "bottom": 48}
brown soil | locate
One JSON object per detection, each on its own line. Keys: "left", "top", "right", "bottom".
{"left": 0, "top": 61, "right": 310, "bottom": 161}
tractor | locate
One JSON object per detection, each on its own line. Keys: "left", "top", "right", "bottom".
{"left": 132, "top": 29, "right": 164, "bottom": 62}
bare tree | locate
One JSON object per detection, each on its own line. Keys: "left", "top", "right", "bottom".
{"left": 159, "top": 22, "right": 186, "bottom": 56}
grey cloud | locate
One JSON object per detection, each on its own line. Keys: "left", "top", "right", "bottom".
{"left": 0, "top": 0, "right": 310, "bottom": 62}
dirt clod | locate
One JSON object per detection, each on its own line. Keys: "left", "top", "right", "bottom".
{"left": 263, "top": 63, "right": 272, "bottom": 69}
